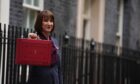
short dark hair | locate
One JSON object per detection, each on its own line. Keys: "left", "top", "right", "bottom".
{"left": 34, "top": 10, "right": 55, "bottom": 35}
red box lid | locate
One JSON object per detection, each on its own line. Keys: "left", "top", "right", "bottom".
{"left": 15, "top": 38, "right": 52, "bottom": 66}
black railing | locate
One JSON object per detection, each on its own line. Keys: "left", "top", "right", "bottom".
{"left": 0, "top": 23, "right": 140, "bottom": 84}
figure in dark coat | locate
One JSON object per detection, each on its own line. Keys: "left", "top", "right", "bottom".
{"left": 27, "top": 10, "right": 63, "bottom": 84}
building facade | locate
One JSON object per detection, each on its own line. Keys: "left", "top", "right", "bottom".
{"left": 104, "top": 0, "right": 140, "bottom": 50}
{"left": 77, "top": 0, "right": 140, "bottom": 50}
{"left": 0, "top": 0, "right": 140, "bottom": 49}
{"left": 1, "top": 0, "right": 140, "bottom": 84}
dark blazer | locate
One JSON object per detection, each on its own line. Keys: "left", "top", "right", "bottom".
{"left": 27, "top": 34, "right": 62, "bottom": 84}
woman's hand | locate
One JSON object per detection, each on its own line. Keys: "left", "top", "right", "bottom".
{"left": 28, "top": 33, "right": 38, "bottom": 39}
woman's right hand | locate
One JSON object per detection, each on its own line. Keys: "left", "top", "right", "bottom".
{"left": 28, "top": 33, "right": 38, "bottom": 39}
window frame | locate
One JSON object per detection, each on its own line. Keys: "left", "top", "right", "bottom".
{"left": 23, "top": 0, "right": 44, "bottom": 11}
{"left": 23, "top": 0, "right": 44, "bottom": 29}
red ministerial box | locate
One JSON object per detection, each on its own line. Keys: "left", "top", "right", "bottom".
{"left": 15, "top": 38, "right": 52, "bottom": 66}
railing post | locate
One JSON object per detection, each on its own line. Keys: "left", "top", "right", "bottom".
{"left": 20, "top": 28, "right": 29, "bottom": 84}
{"left": 0, "top": 23, "right": 2, "bottom": 63}
{"left": 89, "top": 39, "right": 96, "bottom": 84}
{"left": 62, "top": 32, "right": 70, "bottom": 84}
{"left": 90, "top": 39, "right": 95, "bottom": 51}
{"left": 1, "top": 24, "right": 6, "bottom": 84}
{"left": 63, "top": 32, "right": 69, "bottom": 46}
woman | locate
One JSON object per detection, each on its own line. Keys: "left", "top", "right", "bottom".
{"left": 27, "top": 10, "right": 62, "bottom": 84}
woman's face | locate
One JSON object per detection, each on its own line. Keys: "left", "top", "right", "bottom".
{"left": 42, "top": 19, "right": 54, "bottom": 34}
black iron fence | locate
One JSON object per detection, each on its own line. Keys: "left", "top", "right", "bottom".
{"left": 0, "top": 23, "right": 140, "bottom": 84}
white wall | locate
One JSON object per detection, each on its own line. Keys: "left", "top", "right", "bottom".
{"left": 0, "top": 0, "right": 10, "bottom": 26}
{"left": 76, "top": 0, "right": 106, "bottom": 43}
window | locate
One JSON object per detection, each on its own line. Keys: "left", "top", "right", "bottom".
{"left": 23, "top": 0, "right": 44, "bottom": 29}
{"left": 23, "top": 0, "right": 43, "bottom": 10}
{"left": 23, "top": 8, "right": 37, "bottom": 29}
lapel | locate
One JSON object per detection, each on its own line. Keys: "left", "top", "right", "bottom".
{"left": 51, "top": 37, "right": 59, "bottom": 50}
{"left": 38, "top": 33, "right": 59, "bottom": 51}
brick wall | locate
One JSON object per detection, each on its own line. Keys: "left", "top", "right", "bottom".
{"left": 104, "top": 0, "right": 140, "bottom": 50}
{"left": 9, "top": 0, "right": 24, "bottom": 27}
{"left": 123, "top": 0, "right": 131, "bottom": 49}
{"left": 123, "top": 0, "right": 140, "bottom": 50}
{"left": 104, "top": 0, "right": 118, "bottom": 45}
{"left": 44, "top": 0, "right": 77, "bottom": 36}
